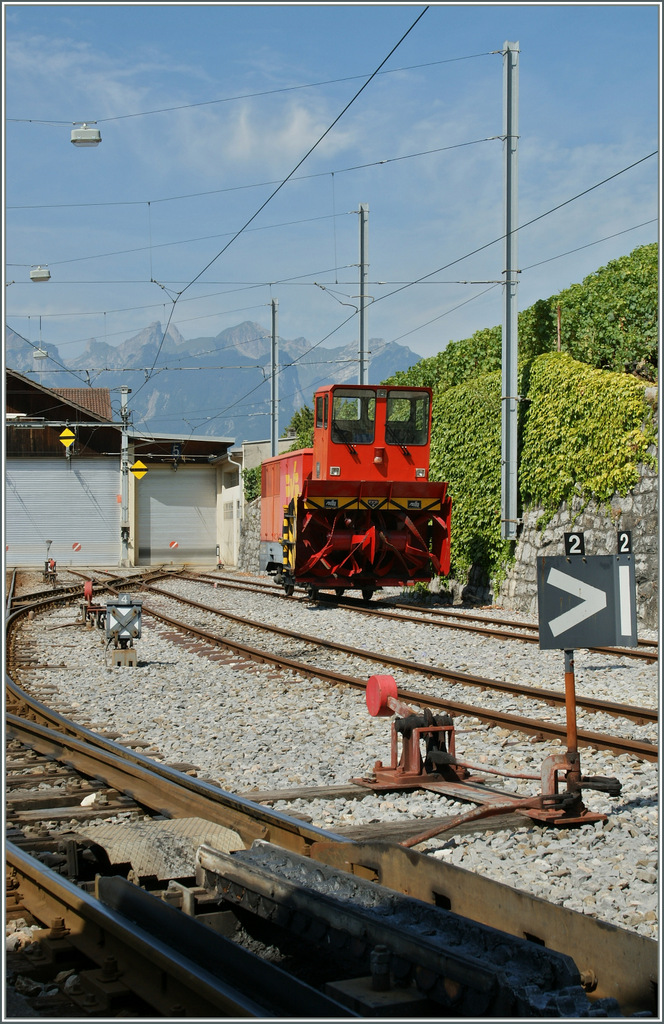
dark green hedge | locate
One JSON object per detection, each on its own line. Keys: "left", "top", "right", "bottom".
{"left": 429, "top": 354, "right": 656, "bottom": 586}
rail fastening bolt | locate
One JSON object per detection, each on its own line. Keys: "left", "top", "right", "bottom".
{"left": 370, "top": 944, "right": 391, "bottom": 991}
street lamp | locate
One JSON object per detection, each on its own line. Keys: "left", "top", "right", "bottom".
{"left": 33, "top": 344, "right": 48, "bottom": 387}
{"left": 71, "top": 122, "right": 101, "bottom": 147}
{"left": 30, "top": 265, "right": 51, "bottom": 282}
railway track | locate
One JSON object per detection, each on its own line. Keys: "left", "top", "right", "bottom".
{"left": 139, "top": 578, "right": 657, "bottom": 761}
{"left": 188, "top": 570, "right": 659, "bottom": 663}
{"left": 6, "top": 570, "right": 659, "bottom": 1015}
{"left": 5, "top": 687, "right": 657, "bottom": 1017}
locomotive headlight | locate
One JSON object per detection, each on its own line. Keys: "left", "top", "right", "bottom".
{"left": 330, "top": 466, "right": 341, "bottom": 476}
{"left": 415, "top": 468, "right": 426, "bottom": 478}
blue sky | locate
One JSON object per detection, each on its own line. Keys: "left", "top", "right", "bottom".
{"left": 4, "top": 2, "right": 660, "bottom": 381}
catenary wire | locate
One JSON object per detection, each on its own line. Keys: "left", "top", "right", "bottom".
{"left": 132, "top": 7, "right": 431, "bottom": 401}
{"left": 7, "top": 137, "right": 498, "bottom": 212}
{"left": 8, "top": 170, "right": 656, "bottom": 434}
{"left": 6, "top": 212, "right": 356, "bottom": 268}
{"left": 8, "top": 209, "right": 656, "bottom": 420}
{"left": 204, "top": 152, "right": 659, "bottom": 419}
{"left": 6, "top": 50, "right": 495, "bottom": 127}
{"left": 7, "top": 149, "right": 654, "bottom": 332}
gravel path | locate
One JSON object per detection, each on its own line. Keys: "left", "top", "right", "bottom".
{"left": 11, "top": 569, "right": 658, "bottom": 941}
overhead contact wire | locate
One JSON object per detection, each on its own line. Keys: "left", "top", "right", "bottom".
{"left": 132, "top": 5, "right": 430, "bottom": 405}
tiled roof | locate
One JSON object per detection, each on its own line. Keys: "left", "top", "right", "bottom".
{"left": 52, "top": 388, "right": 113, "bottom": 420}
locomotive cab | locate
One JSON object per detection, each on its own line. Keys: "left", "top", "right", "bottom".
{"left": 312, "top": 385, "right": 432, "bottom": 483}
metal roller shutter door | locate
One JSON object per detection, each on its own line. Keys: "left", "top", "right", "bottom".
{"left": 136, "top": 467, "right": 217, "bottom": 565}
{"left": 5, "top": 458, "right": 120, "bottom": 566}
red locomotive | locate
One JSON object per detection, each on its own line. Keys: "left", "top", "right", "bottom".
{"left": 260, "top": 383, "right": 451, "bottom": 599}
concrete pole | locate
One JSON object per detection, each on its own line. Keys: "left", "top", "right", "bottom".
{"left": 358, "top": 203, "right": 369, "bottom": 385}
{"left": 271, "top": 299, "right": 279, "bottom": 457}
{"left": 501, "top": 41, "right": 519, "bottom": 542}
{"left": 120, "top": 386, "right": 131, "bottom": 566}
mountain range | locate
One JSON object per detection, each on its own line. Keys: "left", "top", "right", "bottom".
{"left": 6, "top": 322, "right": 422, "bottom": 444}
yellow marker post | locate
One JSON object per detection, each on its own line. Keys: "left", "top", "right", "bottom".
{"left": 59, "top": 428, "right": 75, "bottom": 449}
{"left": 130, "top": 460, "right": 147, "bottom": 480}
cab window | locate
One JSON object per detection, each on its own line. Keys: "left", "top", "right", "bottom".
{"left": 331, "top": 389, "right": 375, "bottom": 445}
{"left": 315, "top": 394, "right": 328, "bottom": 429}
{"left": 385, "top": 390, "right": 429, "bottom": 446}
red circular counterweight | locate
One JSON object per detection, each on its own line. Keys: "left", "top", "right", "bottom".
{"left": 366, "top": 674, "right": 398, "bottom": 717}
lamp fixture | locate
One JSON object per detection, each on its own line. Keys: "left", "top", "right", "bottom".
{"left": 71, "top": 122, "right": 101, "bottom": 147}
{"left": 30, "top": 265, "right": 51, "bottom": 282}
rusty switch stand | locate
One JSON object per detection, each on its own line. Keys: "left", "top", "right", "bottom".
{"left": 80, "top": 580, "right": 106, "bottom": 629}
{"left": 351, "top": 675, "right": 468, "bottom": 790}
{"left": 525, "top": 649, "right": 607, "bottom": 827}
{"left": 353, "top": 672, "right": 619, "bottom": 833}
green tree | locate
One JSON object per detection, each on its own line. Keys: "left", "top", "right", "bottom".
{"left": 385, "top": 244, "right": 658, "bottom": 388}
{"left": 555, "top": 244, "right": 658, "bottom": 378}
{"left": 286, "top": 404, "right": 314, "bottom": 450}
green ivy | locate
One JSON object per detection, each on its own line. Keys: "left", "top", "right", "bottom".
{"left": 427, "top": 355, "right": 656, "bottom": 589}
{"left": 429, "top": 371, "right": 512, "bottom": 585}
{"left": 519, "top": 353, "right": 657, "bottom": 519}
{"left": 242, "top": 465, "right": 261, "bottom": 502}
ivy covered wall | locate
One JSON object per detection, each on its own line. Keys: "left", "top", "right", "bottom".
{"left": 519, "top": 354, "right": 657, "bottom": 519}
{"left": 429, "top": 354, "right": 656, "bottom": 592}
{"left": 386, "top": 244, "right": 658, "bottom": 597}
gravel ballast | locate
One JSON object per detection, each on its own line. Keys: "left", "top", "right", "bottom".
{"left": 11, "top": 569, "right": 659, "bottom": 942}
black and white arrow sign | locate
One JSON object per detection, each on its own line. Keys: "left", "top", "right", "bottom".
{"left": 537, "top": 555, "right": 637, "bottom": 650}
{"left": 546, "top": 568, "right": 607, "bottom": 637}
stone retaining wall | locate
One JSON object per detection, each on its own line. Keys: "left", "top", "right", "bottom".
{"left": 237, "top": 496, "right": 261, "bottom": 574}
{"left": 497, "top": 459, "right": 658, "bottom": 632}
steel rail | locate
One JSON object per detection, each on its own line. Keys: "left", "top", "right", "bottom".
{"left": 4, "top": 699, "right": 345, "bottom": 855}
{"left": 6, "top": 587, "right": 656, "bottom": 772}
{"left": 325, "top": 593, "right": 659, "bottom": 662}
{"left": 5, "top": 567, "right": 18, "bottom": 617}
{"left": 389, "top": 598, "right": 659, "bottom": 653}
{"left": 143, "top": 583, "right": 658, "bottom": 728}
{"left": 5, "top": 605, "right": 658, "bottom": 1015}
{"left": 6, "top": 841, "right": 354, "bottom": 1018}
{"left": 186, "top": 571, "right": 658, "bottom": 661}
{"left": 122, "top": 592, "right": 657, "bottom": 762}
{"left": 4, "top": 567, "right": 174, "bottom": 613}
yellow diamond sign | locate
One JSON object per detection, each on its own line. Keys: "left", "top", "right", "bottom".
{"left": 59, "top": 428, "right": 75, "bottom": 448}
{"left": 130, "top": 460, "right": 147, "bottom": 480}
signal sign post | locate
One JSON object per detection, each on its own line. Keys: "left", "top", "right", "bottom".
{"left": 533, "top": 544, "right": 635, "bottom": 826}
{"left": 59, "top": 428, "right": 75, "bottom": 453}
{"left": 537, "top": 554, "right": 637, "bottom": 651}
